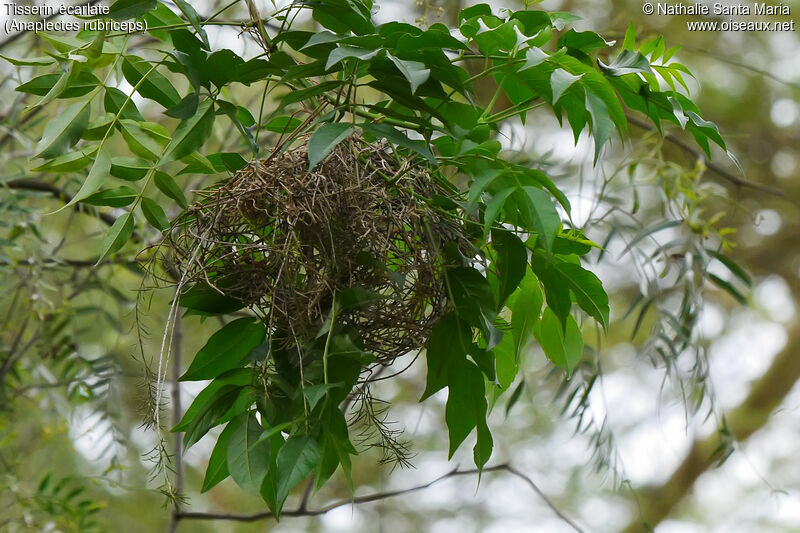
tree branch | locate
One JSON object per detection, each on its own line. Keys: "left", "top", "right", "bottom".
{"left": 626, "top": 114, "right": 784, "bottom": 197}
{"left": 175, "top": 463, "right": 584, "bottom": 532}
{"left": 5, "top": 178, "right": 118, "bottom": 227}
{"left": 622, "top": 322, "right": 800, "bottom": 532}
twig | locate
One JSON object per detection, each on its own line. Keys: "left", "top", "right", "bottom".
{"left": 169, "top": 316, "right": 184, "bottom": 533}
{"left": 5, "top": 178, "right": 118, "bottom": 227}
{"left": 626, "top": 114, "right": 784, "bottom": 196}
{"left": 174, "top": 463, "right": 584, "bottom": 532}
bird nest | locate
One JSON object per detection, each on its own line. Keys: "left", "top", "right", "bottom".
{"left": 163, "top": 136, "right": 466, "bottom": 365}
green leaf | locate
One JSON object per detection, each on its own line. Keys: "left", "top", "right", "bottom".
{"left": 119, "top": 120, "right": 162, "bottom": 160}
{"left": 482, "top": 187, "right": 515, "bottom": 238}
{"left": 98, "top": 212, "right": 134, "bottom": 262}
{"left": 445, "top": 357, "right": 492, "bottom": 468}
{"left": 17, "top": 70, "right": 99, "bottom": 100}
{"left": 558, "top": 29, "right": 612, "bottom": 53}
{"left": 154, "top": 171, "right": 188, "bottom": 208}
{"left": 307, "top": 123, "right": 354, "bottom": 170}
{"left": 622, "top": 21, "right": 636, "bottom": 50}
{"left": 227, "top": 412, "right": 270, "bottom": 495}
{"left": 162, "top": 100, "right": 216, "bottom": 163}
{"left": 421, "top": 312, "right": 472, "bottom": 401}
{"left": 511, "top": 276, "right": 543, "bottom": 360}
{"left": 140, "top": 196, "right": 169, "bottom": 231}
{"left": 83, "top": 186, "right": 138, "bottom": 207}
{"left": 122, "top": 55, "right": 180, "bottom": 108}
{"left": 180, "top": 318, "right": 266, "bottom": 381}
{"left": 179, "top": 282, "right": 245, "bottom": 315}
{"left": 104, "top": 87, "right": 144, "bottom": 121}
{"left": 265, "top": 116, "right": 302, "bottom": 134}
{"left": 491, "top": 229, "right": 527, "bottom": 309}
{"left": 201, "top": 420, "right": 236, "bottom": 492}
{"left": 553, "top": 261, "right": 609, "bottom": 331}
{"left": 174, "top": 0, "right": 210, "bottom": 49}
{"left": 534, "top": 308, "right": 583, "bottom": 376}
{"left": 708, "top": 274, "right": 748, "bottom": 305}
{"left": 1, "top": 54, "right": 55, "bottom": 66}
{"left": 315, "top": 404, "right": 356, "bottom": 491}
{"left": 30, "top": 145, "right": 98, "bottom": 173}
{"left": 110, "top": 157, "right": 151, "bottom": 181}
{"left": 109, "top": 0, "right": 156, "bottom": 20}
{"left": 387, "top": 53, "right": 430, "bottom": 94}
{"left": 585, "top": 91, "right": 615, "bottom": 162}
{"left": 33, "top": 102, "right": 90, "bottom": 159}
{"left": 446, "top": 267, "right": 501, "bottom": 348}
{"left": 360, "top": 123, "right": 434, "bottom": 162}
{"left": 175, "top": 377, "right": 245, "bottom": 449}
{"left": 325, "top": 46, "right": 380, "bottom": 70}
{"left": 274, "top": 436, "right": 321, "bottom": 514}
{"left": 57, "top": 150, "right": 112, "bottom": 211}
{"left": 706, "top": 249, "right": 752, "bottom": 287}
{"left": 517, "top": 187, "right": 561, "bottom": 258}
{"left": 599, "top": 50, "right": 653, "bottom": 77}
{"left": 550, "top": 68, "right": 582, "bottom": 104}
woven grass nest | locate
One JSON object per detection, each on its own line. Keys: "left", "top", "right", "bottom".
{"left": 165, "top": 135, "right": 467, "bottom": 365}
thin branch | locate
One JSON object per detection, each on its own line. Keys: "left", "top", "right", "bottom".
{"left": 175, "top": 463, "right": 584, "bottom": 532}
{"left": 626, "top": 114, "right": 784, "bottom": 196}
{"left": 5, "top": 178, "right": 118, "bottom": 227}
{"left": 169, "top": 316, "right": 184, "bottom": 533}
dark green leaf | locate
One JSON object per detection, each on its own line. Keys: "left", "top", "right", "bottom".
{"left": 109, "top": 0, "right": 156, "bottom": 20}
{"left": 83, "top": 186, "right": 138, "bottom": 207}
{"left": 201, "top": 420, "right": 236, "bottom": 492}
{"left": 140, "top": 196, "right": 169, "bottom": 231}
{"left": 104, "top": 87, "right": 145, "bottom": 121}
{"left": 360, "top": 123, "right": 434, "bottom": 162}
{"left": 307, "top": 123, "right": 354, "bottom": 170}
{"left": 421, "top": 312, "right": 472, "bottom": 401}
{"left": 33, "top": 102, "right": 90, "bottom": 159}
{"left": 227, "top": 412, "right": 270, "bottom": 494}
{"left": 534, "top": 308, "right": 583, "bottom": 376}
{"left": 163, "top": 100, "right": 216, "bottom": 163}
{"left": 491, "top": 229, "right": 527, "bottom": 308}
{"left": 274, "top": 436, "right": 320, "bottom": 514}
{"left": 511, "top": 276, "right": 543, "bottom": 360}
{"left": 552, "top": 261, "right": 610, "bottom": 331}
{"left": 122, "top": 55, "right": 180, "bottom": 108}
{"left": 154, "top": 171, "right": 188, "bottom": 208}
{"left": 180, "top": 318, "right": 266, "bottom": 381}
{"left": 98, "top": 212, "right": 134, "bottom": 262}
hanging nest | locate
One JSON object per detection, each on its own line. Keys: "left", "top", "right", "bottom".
{"left": 163, "top": 135, "right": 468, "bottom": 365}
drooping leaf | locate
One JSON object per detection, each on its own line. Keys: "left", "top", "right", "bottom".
{"left": 307, "top": 123, "right": 354, "bottom": 170}
{"left": 227, "top": 412, "right": 271, "bottom": 495}
{"left": 445, "top": 356, "right": 492, "bottom": 468}
{"left": 33, "top": 102, "right": 90, "bottom": 159}
{"left": 421, "top": 312, "right": 472, "bottom": 401}
{"left": 162, "top": 100, "right": 216, "bottom": 163}
{"left": 534, "top": 308, "right": 583, "bottom": 376}
{"left": 122, "top": 55, "right": 181, "bottom": 108}
{"left": 140, "top": 197, "right": 169, "bottom": 231}
{"left": 491, "top": 229, "right": 527, "bottom": 309}
{"left": 109, "top": 0, "right": 156, "bottom": 20}
{"left": 82, "top": 186, "right": 138, "bottom": 207}
{"left": 552, "top": 261, "right": 610, "bottom": 331}
{"left": 387, "top": 53, "right": 430, "bottom": 94}
{"left": 511, "top": 276, "right": 544, "bottom": 360}
{"left": 98, "top": 212, "right": 134, "bottom": 262}
{"left": 201, "top": 420, "right": 237, "bottom": 492}
{"left": 180, "top": 318, "right": 266, "bottom": 381}
{"left": 273, "top": 436, "right": 321, "bottom": 514}
{"left": 153, "top": 171, "right": 188, "bottom": 208}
